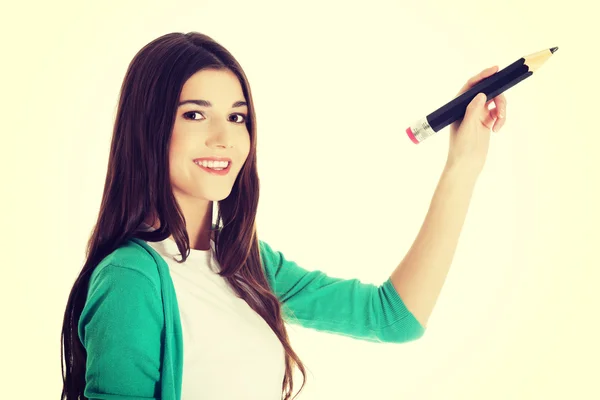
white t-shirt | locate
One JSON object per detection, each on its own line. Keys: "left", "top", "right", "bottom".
{"left": 141, "top": 225, "right": 286, "bottom": 399}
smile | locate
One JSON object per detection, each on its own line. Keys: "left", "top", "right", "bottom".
{"left": 194, "top": 161, "right": 231, "bottom": 176}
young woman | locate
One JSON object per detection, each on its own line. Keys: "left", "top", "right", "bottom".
{"left": 60, "top": 32, "right": 507, "bottom": 400}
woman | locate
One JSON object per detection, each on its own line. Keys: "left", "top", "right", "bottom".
{"left": 60, "top": 32, "right": 506, "bottom": 400}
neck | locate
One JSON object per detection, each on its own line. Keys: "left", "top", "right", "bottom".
{"left": 144, "top": 199, "right": 215, "bottom": 251}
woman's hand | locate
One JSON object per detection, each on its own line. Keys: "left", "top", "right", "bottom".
{"left": 446, "top": 66, "right": 507, "bottom": 177}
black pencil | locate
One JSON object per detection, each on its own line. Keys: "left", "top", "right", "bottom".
{"left": 405, "top": 46, "right": 558, "bottom": 144}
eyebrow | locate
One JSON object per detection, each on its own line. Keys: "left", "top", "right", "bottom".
{"left": 178, "top": 99, "right": 248, "bottom": 108}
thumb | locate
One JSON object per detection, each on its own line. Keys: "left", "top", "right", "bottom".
{"left": 466, "top": 93, "right": 487, "bottom": 115}
{"left": 465, "top": 93, "right": 494, "bottom": 128}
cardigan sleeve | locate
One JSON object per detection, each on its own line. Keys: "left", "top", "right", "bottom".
{"left": 259, "top": 240, "right": 425, "bottom": 343}
{"left": 78, "top": 264, "right": 163, "bottom": 399}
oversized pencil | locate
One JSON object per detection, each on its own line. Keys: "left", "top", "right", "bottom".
{"left": 405, "top": 47, "right": 558, "bottom": 144}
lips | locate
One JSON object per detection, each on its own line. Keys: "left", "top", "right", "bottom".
{"left": 194, "top": 160, "right": 232, "bottom": 176}
{"left": 193, "top": 157, "right": 232, "bottom": 163}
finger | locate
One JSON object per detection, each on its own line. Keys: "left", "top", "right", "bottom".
{"left": 493, "top": 93, "right": 507, "bottom": 119}
{"left": 467, "top": 93, "right": 496, "bottom": 130}
{"left": 491, "top": 109, "right": 502, "bottom": 132}
{"left": 456, "top": 65, "right": 499, "bottom": 97}
{"left": 481, "top": 106, "right": 497, "bottom": 130}
{"left": 492, "top": 94, "right": 507, "bottom": 131}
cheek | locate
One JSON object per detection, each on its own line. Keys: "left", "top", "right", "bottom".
{"left": 169, "top": 129, "right": 193, "bottom": 161}
{"left": 168, "top": 158, "right": 187, "bottom": 187}
{"left": 236, "top": 149, "right": 251, "bottom": 172}
{"left": 239, "top": 135, "right": 252, "bottom": 160}
{"left": 168, "top": 146, "right": 194, "bottom": 184}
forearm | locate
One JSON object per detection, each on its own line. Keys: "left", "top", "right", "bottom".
{"left": 390, "top": 164, "right": 479, "bottom": 328}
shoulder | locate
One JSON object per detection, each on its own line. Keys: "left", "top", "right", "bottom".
{"left": 258, "top": 239, "right": 276, "bottom": 259}
{"left": 90, "top": 238, "right": 161, "bottom": 289}
{"left": 78, "top": 238, "right": 165, "bottom": 371}
{"left": 258, "top": 239, "right": 283, "bottom": 270}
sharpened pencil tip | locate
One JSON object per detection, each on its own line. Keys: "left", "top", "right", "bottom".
{"left": 550, "top": 46, "right": 558, "bottom": 53}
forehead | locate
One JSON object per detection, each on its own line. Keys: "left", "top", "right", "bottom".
{"left": 180, "top": 69, "right": 245, "bottom": 103}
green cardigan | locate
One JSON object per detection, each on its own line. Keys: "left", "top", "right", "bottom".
{"left": 78, "top": 237, "right": 425, "bottom": 399}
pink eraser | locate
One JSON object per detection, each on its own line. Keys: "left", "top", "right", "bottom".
{"left": 406, "top": 127, "right": 419, "bottom": 144}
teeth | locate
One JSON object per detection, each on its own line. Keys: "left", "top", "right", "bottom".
{"left": 196, "top": 160, "right": 230, "bottom": 169}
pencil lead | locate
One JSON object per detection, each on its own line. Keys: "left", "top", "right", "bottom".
{"left": 550, "top": 47, "right": 558, "bottom": 53}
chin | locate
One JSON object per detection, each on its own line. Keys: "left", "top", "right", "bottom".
{"left": 196, "top": 190, "right": 234, "bottom": 202}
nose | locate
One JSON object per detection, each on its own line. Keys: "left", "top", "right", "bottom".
{"left": 205, "top": 120, "right": 235, "bottom": 149}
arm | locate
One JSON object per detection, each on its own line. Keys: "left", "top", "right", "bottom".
{"left": 390, "top": 164, "right": 479, "bottom": 328}
{"left": 78, "top": 264, "right": 163, "bottom": 399}
{"left": 259, "top": 242, "right": 425, "bottom": 343}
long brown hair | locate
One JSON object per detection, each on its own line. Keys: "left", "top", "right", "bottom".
{"left": 60, "top": 31, "right": 307, "bottom": 400}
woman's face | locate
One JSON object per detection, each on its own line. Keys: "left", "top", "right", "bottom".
{"left": 168, "top": 68, "right": 251, "bottom": 203}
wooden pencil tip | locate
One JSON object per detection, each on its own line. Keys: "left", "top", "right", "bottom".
{"left": 550, "top": 46, "right": 558, "bottom": 53}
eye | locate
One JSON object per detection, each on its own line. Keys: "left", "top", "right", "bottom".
{"left": 183, "top": 111, "right": 204, "bottom": 121}
{"left": 182, "top": 111, "right": 247, "bottom": 124}
{"left": 230, "top": 114, "right": 247, "bottom": 123}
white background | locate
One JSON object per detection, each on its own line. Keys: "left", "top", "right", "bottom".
{"left": 1, "top": 0, "right": 598, "bottom": 398}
